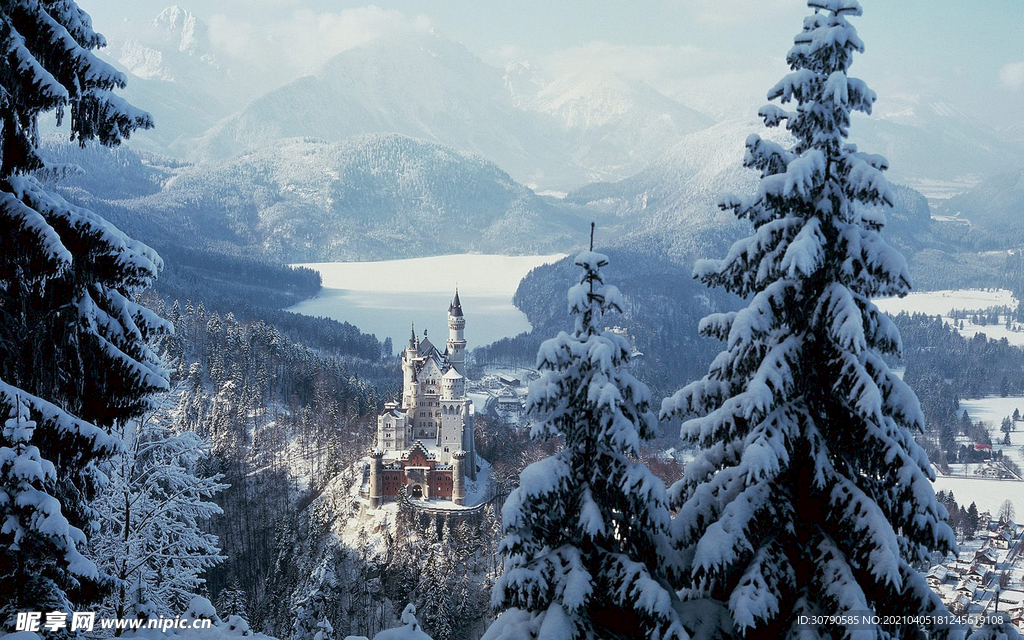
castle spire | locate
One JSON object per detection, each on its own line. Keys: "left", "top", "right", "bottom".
{"left": 449, "top": 288, "right": 463, "bottom": 317}
{"left": 408, "top": 324, "right": 416, "bottom": 350}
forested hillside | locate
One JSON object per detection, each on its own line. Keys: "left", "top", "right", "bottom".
{"left": 43, "top": 135, "right": 596, "bottom": 263}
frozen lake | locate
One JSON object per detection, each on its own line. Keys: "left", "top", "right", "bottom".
{"left": 287, "top": 254, "right": 566, "bottom": 348}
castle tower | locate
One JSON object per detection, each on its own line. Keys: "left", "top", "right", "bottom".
{"left": 402, "top": 324, "right": 418, "bottom": 408}
{"left": 452, "top": 450, "right": 467, "bottom": 506}
{"left": 369, "top": 450, "right": 385, "bottom": 507}
{"left": 439, "top": 367, "right": 467, "bottom": 452}
{"left": 447, "top": 290, "right": 467, "bottom": 376}
{"left": 441, "top": 367, "right": 465, "bottom": 401}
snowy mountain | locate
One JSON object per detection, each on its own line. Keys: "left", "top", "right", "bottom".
{"left": 502, "top": 61, "right": 548, "bottom": 109}
{"left": 116, "top": 6, "right": 218, "bottom": 82}
{"left": 185, "top": 33, "right": 569, "bottom": 185}
{"left": 184, "top": 33, "right": 717, "bottom": 190}
{"left": 121, "top": 135, "right": 591, "bottom": 261}
{"left": 527, "top": 71, "right": 715, "bottom": 184}
{"left": 90, "top": 12, "right": 1020, "bottom": 202}
{"left": 850, "top": 94, "right": 1024, "bottom": 195}
{"left": 565, "top": 118, "right": 767, "bottom": 261}
{"left": 565, "top": 117, "right": 935, "bottom": 264}
{"left": 100, "top": 7, "right": 256, "bottom": 154}
{"left": 941, "top": 170, "right": 1024, "bottom": 248}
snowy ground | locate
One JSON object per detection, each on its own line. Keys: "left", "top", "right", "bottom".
{"left": 960, "top": 396, "right": 1024, "bottom": 434}
{"left": 875, "top": 289, "right": 1015, "bottom": 317}
{"left": 875, "top": 288, "right": 1024, "bottom": 346}
{"left": 467, "top": 391, "right": 492, "bottom": 415}
{"left": 933, "top": 476, "right": 1024, "bottom": 516}
{"left": 288, "top": 254, "right": 565, "bottom": 347}
{"left": 900, "top": 176, "right": 980, "bottom": 202}
{"left": 952, "top": 395, "right": 1024, "bottom": 480}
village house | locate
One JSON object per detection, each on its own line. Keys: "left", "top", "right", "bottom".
{"left": 975, "top": 547, "right": 1000, "bottom": 567}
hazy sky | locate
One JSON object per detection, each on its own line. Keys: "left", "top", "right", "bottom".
{"left": 79, "top": 0, "right": 1023, "bottom": 129}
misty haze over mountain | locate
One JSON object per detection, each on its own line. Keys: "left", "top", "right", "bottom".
{"left": 33, "top": 2, "right": 1015, "bottom": 312}
{"left": 82, "top": 3, "right": 1022, "bottom": 195}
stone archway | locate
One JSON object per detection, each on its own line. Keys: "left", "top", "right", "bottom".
{"left": 410, "top": 485, "right": 423, "bottom": 499}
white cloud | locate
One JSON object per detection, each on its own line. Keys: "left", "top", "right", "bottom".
{"left": 999, "top": 61, "right": 1024, "bottom": 90}
{"left": 208, "top": 6, "right": 432, "bottom": 86}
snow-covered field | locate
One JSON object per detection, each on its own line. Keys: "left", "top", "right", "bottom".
{"left": 288, "top": 254, "right": 565, "bottom": 347}
{"left": 930, "top": 396, "right": 1024, "bottom": 515}
{"left": 955, "top": 395, "right": 1024, "bottom": 477}
{"left": 932, "top": 475, "right": 1024, "bottom": 516}
{"left": 875, "top": 288, "right": 1024, "bottom": 346}
{"left": 875, "top": 289, "right": 1015, "bottom": 317}
{"left": 900, "top": 176, "right": 980, "bottom": 202}
{"left": 960, "top": 396, "right": 1024, "bottom": 432}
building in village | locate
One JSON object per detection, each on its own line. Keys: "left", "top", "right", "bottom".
{"left": 369, "top": 291, "right": 477, "bottom": 506}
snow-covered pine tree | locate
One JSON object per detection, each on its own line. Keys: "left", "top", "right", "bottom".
{"left": 0, "top": 402, "right": 100, "bottom": 619}
{"left": 485, "top": 234, "right": 687, "bottom": 640}
{"left": 216, "top": 579, "right": 250, "bottom": 620}
{"left": 661, "top": 1, "right": 957, "bottom": 638}
{"left": 90, "top": 412, "right": 226, "bottom": 621}
{"left": 314, "top": 618, "right": 336, "bottom": 640}
{"left": 0, "top": 0, "right": 165, "bottom": 620}
{"left": 373, "top": 604, "right": 434, "bottom": 640}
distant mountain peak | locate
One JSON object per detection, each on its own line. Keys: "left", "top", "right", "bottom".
{"left": 503, "top": 60, "right": 547, "bottom": 108}
{"left": 152, "top": 6, "right": 205, "bottom": 55}
{"left": 116, "top": 6, "right": 219, "bottom": 83}
{"left": 535, "top": 69, "right": 713, "bottom": 132}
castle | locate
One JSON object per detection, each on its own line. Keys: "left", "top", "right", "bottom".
{"left": 369, "top": 291, "right": 477, "bottom": 506}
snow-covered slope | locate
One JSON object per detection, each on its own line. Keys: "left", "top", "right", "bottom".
{"left": 564, "top": 118, "right": 767, "bottom": 261}
{"left": 502, "top": 61, "right": 548, "bottom": 109}
{"left": 128, "top": 134, "right": 591, "bottom": 261}
{"left": 117, "top": 6, "right": 218, "bottom": 81}
{"left": 566, "top": 117, "right": 934, "bottom": 264}
{"left": 36, "top": 4, "right": 279, "bottom": 157}
{"left": 850, "top": 94, "right": 1024, "bottom": 194}
{"left": 184, "top": 34, "right": 718, "bottom": 191}
{"left": 527, "top": 71, "right": 714, "bottom": 183}
{"left": 185, "top": 33, "right": 567, "bottom": 186}
{"left": 100, "top": 7, "right": 257, "bottom": 154}
{"left": 941, "top": 170, "right": 1024, "bottom": 248}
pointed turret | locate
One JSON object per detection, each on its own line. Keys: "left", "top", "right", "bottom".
{"left": 447, "top": 289, "right": 467, "bottom": 376}
{"left": 408, "top": 324, "right": 416, "bottom": 350}
{"left": 449, "top": 289, "right": 463, "bottom": 317}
